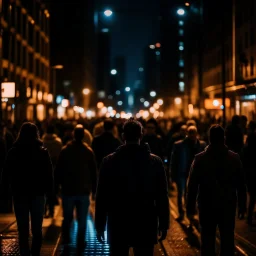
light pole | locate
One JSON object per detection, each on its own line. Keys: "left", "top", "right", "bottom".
{"left": 52, "top": 65, "right": 64, "bottom": 113}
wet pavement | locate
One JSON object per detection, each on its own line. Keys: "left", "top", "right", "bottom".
{"left": 0, "top": 194, "right": 256, "bottom": 255}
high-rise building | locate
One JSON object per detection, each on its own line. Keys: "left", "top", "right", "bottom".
{"left": 0, "top": 0, "right": 51, "bottom": 121}
{"left": 188, "top": 0, "right": 256, "bottom": 121}
{"left": 50, "top": 0, "right": 96, "bottom": 110}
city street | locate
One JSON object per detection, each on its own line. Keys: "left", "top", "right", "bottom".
{"left": 1, "top": 193, "right": 256, "bottom": 256}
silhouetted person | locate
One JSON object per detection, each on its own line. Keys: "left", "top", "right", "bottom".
{"left": 1, "top": 122, "right": 54, "bottom": 256}
{"left": 55, "top": 124, "right": 97, "bottom": 252}
{"left": 186, "top": 125, "right": 247, "bottom": 256}
{"left": 141, "top": 118, "right": 164, "bottom": 160}
{"left": 241, "top": 131, "right": 256, "bottom": 226}
{"left": 92, "top": 118, "right": 121, "bottom": 168}
{"left": 225, "top": 115, "right": 244, "bottom": 155}
{"left": 95, "top": 118, "right": 169, "bottom": 256}
{"left": 170, "top": 126, "right": 206, "bottom": 221}
{"left": 42, "top": 124, "right": 63, "bottom": 218}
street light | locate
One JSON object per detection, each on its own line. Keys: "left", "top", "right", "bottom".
{"left": 83, "top": 88, "right": 90, "bottom": 95}
{"left": 104, "top": 9, "right": 113, "bottom": 17}
{"left": 110, "top": 69, "right": 117, "bottom": 75}
{"left": 177, "top": 8, "right": 185, "bottom": 16}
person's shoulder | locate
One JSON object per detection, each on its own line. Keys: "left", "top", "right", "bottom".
{"left": 174, "top": 139, "right": 183, "bottom": 146}
{"left": 194, "top": 150, "right": 206, "bottom": 161}
{"left": 227, "top": 150, "right": 240, "bottom": 160}
{"left": 149, "top": 153, "right": 163, "bottom": 165}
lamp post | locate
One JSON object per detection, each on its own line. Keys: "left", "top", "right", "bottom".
{"left": 52, "top": 65, "right": 64, "bottom": 113}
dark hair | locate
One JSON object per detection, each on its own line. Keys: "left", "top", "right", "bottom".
{"left": 231, "top": 115, "right": 240, "bottom": 125}
{"left": 16, "top": 122, "right": 40, "bottom": 143}
{"left": 46, "top": 124, "right": 55, "bottom": 134}
{"left": 104, "top": 118, "right": 114, "bottom": 131}
{"left": 146, "top": 118, "right": 158, "bottom": 127}
{"left": 209, "top": 124, "right": 225, "bottom": 144}
{"left": 74, "top": 124, "right": 85, "bottom": 141}
{"left": 123, "top": 118, "right": 143, "bottom": 142}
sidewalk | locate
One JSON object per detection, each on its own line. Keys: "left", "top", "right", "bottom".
{"left": 0, "top": 213, "right": 16, "bottom": 234}
{"left": 0, "top": 206, "right": 62, "bottom": 256}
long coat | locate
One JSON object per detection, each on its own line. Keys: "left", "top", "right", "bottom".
{"left": 186, "top": 145, "right": 247, "bottom": 225}
{"left": 95, "top": 144, "right": 170, "bottom": 246}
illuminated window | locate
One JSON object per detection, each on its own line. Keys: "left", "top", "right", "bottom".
{"left": 179, "top": 60, "right": 184, "bottom": 67}
{"left": 179, "top": 20, "right": 184, "bottom": 26}
{"left": 179, "top": 81, "right": 185, "bottom": 91}
{"left": 179, "top": 29, "right": 184, "bottom": 36}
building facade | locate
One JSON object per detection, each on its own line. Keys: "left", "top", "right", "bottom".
{"left": 1, "top": 0, "right": 51, "bottom": 122}
{"left": 188, "top": 0, "right": 256, "bottom": 122}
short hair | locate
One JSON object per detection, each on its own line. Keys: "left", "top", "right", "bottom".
{"left": 231, "top": 115, "right": 240, "bottom": 125}
{"left": 209, "top": 124, "right": 225, "bottom": 144}
{"left": 16, "top": 122, "right": 40, "bottom": 143}
{"left": 187, "top": 125, "right": 197, "bottom": 135}
{"left": 74, "top": 124, "right": 84, "bottom": 141}
{"left": 146, "top": 118, "right": 158, "bottom": 127}
{"left": 123, "top": 118, "right": 143, "bottom": 142}
{"left": 103, "top": 118, "right": 114, "bottom": 131}
{"left": 46, "top": 124, "right": 55, "bottom": 134}
{"left": 186, "top": 119, "right": 196, "bottom": 127}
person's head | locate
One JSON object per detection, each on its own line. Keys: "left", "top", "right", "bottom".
{"left": 186, "top": 119, "right": 196, "bottom": 128}
{"left": 145, "top": 118, "right": 158, "bottom": 135}
{"left": 231, "top": 115, "right": 240, "bottom": 126}
{"left": 103, "top": 118, "right": 115, "bottom": 132}
{"left": 208, "top": 124, "right": 225, "bottom": 145}
{"left": 74, "top": 124, "right": 85, "bottom": 142}
{"left": 46, "top": 124, "right": 55, "bottom": 134}
{"left": 180, "top": 125, "right": 188, "bottom": 137}
{"left": 187, "top": 125, "right": 198, "bottom": 142}
{"left": 122, "top": 118, "right": 143, "bottom": 144}
{"left": 16, "top": 122, "right": 40, "bottom": 143}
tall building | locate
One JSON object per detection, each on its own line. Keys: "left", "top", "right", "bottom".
{"left": 0, "top": 0, "right": 51, "bottom": 121}
{"left": 189, "top": 0, "right": 256, "bottom": 121}
{"left": 50, "top": 0, "right": 96, "bottom": 112}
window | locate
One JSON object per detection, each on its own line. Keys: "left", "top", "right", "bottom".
{"left": 22, "top": 14, "right": 27, "bottom": 38}
{"left": 17, "top": 7, "right": 22, "bottom": 34}
{"left": 36, "top": 59, "right": 40, "bottom": 76}
{"left": 36, "top": 31, "right": 40, "bottom": 52}
{"left": 22, "top": 46, "right": 27, "bottom": 68}
{"left": 2, "top": 30, "right": 9, "bottom": 59}
{"left": 179, "top": 59, "right": 184, "bottom": 67}
{"left": 251, "top": 57, "right": 254, "bottom": 76}
{"left": 17, "top": 41, "right": 21, "bottom": 66}
{"left": 41, "top": 38, "right": 44, "bottom": 56}
{"left": 29, "top": 52, "right": 34, "bottom": 73}
{"left": 28, "top": 23, "right": 34, "bottom": 46}
{"left": 179, "top": 29, "right": 184, "bottom": 36}
{"left": 245, "top": 32, "right": 249, "bottom": 48}
{"left": 11, "top": 34, "right": 15, "bottom": 63}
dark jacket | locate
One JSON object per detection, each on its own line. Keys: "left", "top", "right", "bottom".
{"left": 225, "top": 124, "right": 244, "bottom": 154}
{"left": 95, "top": 144, "right": 170, "bottom": 246}
{"left": 1, "top": 140, "right": 54, "bottom": 196}
{"left": 170, "top": 137, "right": 206, "bottom": 181}
{"left": 91, "top": 131, "right": 122, "bottom": 167}
{"left": 186, "top": 145, "right": 247, "bottom": 224}
{"left": 55, "top": 140, "right": 97, "bottom": 196}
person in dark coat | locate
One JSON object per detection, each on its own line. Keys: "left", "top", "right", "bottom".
{"left": 241, "top": 131, "right": 256, "bottom": 226}
{"left": 1, "top": 122, "right": 54, "bottom": 256}
{"left": 91, "top": 118, "right": 122, "bottom": 168}
{"left": 170, "top": 125, "right": 206, "bottom": 221}
{"left": 225, "top": 115, "right": 244, "bottom": 155}
{"left": 186, "top": 124, "right": 247, "bottom": 256}
{"left": 95, "top": 118, "right": 170, "bottom": 256}
{"left": 55, "top": 124, "right": 97, "bottom": 252}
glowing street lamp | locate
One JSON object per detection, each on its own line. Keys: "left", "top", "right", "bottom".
{"left": 177, "top": 8, "right": 185, "bottom": 16}
{"left": 110, "top": 69, "right": 117, "bottom": 75}
{"left": 104, "top": 9, "right": 113, "bottom": 17}
{"left": 83, "top": 88, "right": 90, "bottom": 95}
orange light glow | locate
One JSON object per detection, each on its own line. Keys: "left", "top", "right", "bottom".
{"left": 185, "top": 2, "right": 190, "bottom": 6}
{"left": 155, "top": 42, "right": 161, "bottom": 48}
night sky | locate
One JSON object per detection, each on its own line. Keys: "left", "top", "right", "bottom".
{"left": 98, "top": 0, "right": 161, "bottom": 87}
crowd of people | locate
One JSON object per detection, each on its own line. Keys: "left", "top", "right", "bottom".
{"left": 0, "top": 114, "right": 254, "bottom": 256}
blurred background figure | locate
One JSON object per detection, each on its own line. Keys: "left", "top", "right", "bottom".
{"left": 92, "top": 118, "right": 122, "bottom": 168}
{"left": 170, "top": 125, "right": 206, "bottom": 221}
{"left": 141, "top": 118, "right": 164, "bottom": 160}
{"left": 42, "top": 124, "right": 63, "bottom": 218}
